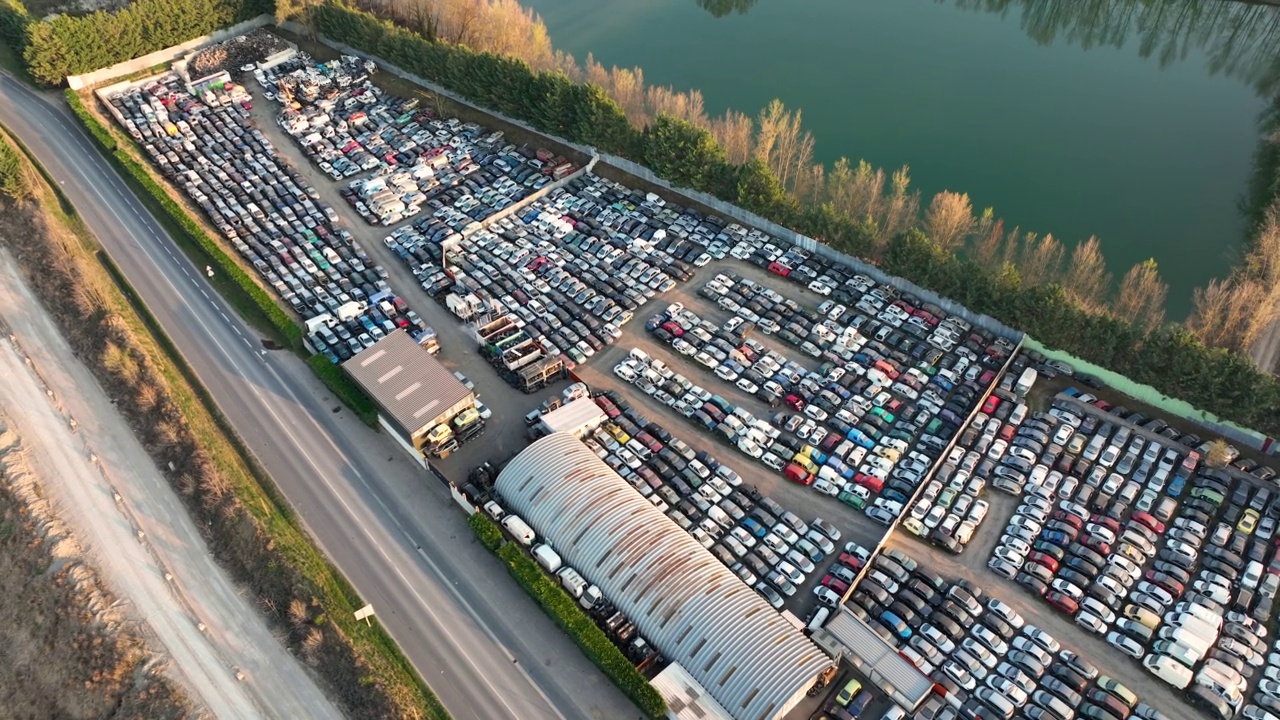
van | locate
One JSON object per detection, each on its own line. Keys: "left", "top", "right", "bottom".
{"left": 1143, "top": 653, "right": 1193, "bottom": 689}
{"left": 1150, "top": 639, "right": 1204, "bottom": 668}
{"left": 482, "top": 501, "right": 505, "bottom": 521}
{"left": 1197, "top": 661, "right": 1245, "bottom": 693}
{"left": 807, "top": 606, "right": 831, "bottom": 633}
{"left": 1166, "top": 613, "right": 1221, "bottom": 641}
{"left": 557, "top": 567, "right": 587, "bottom": 599}
{"left": 1158, "top": 625, "right": 1213, "bottom": 653}
{"left": 532, "top": 543, "right": 562, "bottom": 573}
{"left": 578, "top": 584, "right": 602, "bottom": 610}
{"left": 501, "top": 514, "right": 536, "bottom": 546}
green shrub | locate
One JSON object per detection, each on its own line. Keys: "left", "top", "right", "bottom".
{"left": 0, "top": 0, "right": 29, "bottom": 56}
{"left": 490, "top": 544, "right": 666, "bottom": 719}
{"left": 466, "top": 512, "right": 503, "bottom": 552}
{"left": 23, "top": 0, "right": 272, "bottom": 85}
{"left": 307, "top": 353, "right": 376, "bottom": 424}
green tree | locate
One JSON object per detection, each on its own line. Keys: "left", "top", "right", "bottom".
{"left": 640, "top": 114, "right": 727, "bottom": 191}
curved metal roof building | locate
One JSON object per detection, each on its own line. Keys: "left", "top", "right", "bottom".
{"left": 495, "top": 433, "right": 830, "bottom": 720}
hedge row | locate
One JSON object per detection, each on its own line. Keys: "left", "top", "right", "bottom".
{"left": 19, "top": 0, "right": 271, "bottom": 86}
{"left": 307, "top": 353, "right": 376, "bottom": 423}
{"left": 65, "top": 90, "right": 384, "bottom": 427}
{"left": 312, "top": 0, "right": 1280, "bottom": 438}
{"left": 466, "top": 512, "right": 503, "bottom": 552}
{"left": 476, "top": 532, "right": 666, "bottom": 719}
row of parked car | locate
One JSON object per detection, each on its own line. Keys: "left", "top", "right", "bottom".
{"left": 580, "top": 378, "right": 844, "bottom": 610}
{"left": 846, "top": 546, "right": 1163, "bottom": 720}
{"left": 106, "top": 73, "right": 430, "bottom": 366}
{"left": 985, "top": 390, "right": 1280, "bottom": 718}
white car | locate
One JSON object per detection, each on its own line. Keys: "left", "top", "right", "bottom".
{"left": 1105, "top": 631, "right": 1144, "bottom": 659}
{"left": 762, "top": 452, "right": 786, "bottom": 471}
{"left": 613, "top": 363, "right": 638, "bottom": 382}
{"left": 1074, "top": 611, "right": 1108, "bottom": 636}
{"left": 812, "top": 478, "right": 840, "bottom": 497}
{"left": 986, "top": 598, "right": 1025, "bottom": 629}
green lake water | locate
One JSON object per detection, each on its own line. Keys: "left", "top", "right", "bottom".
{"left": 521, "top": 0, "right": 1280, "bottom": 318}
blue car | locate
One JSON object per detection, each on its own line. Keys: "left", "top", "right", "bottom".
{"left": 1041, "top": 529, "right": 1072, "bottom": 546}
{"left": 1167, "top": 472, "right": 1188, "bottom": 497}
{"left": 880, "top": 610, "right": 912, "bottom": 640}
{"left": 742, "top": 517, "right": 769, "bottom": 538}
{"left": 846, "top": 429, "right": 875, "bottom": 449}
{"left": 883, "top": 489, "right": 908, "bottom": 505}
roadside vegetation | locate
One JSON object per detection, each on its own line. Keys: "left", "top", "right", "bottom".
{"left": 0, "top": 125, "right": 194, "bottom": 720}
{"left": 0, "top": 121, "right": 447, "bottom": 719}
{"left": 467, "top": 513, "right": 667, "bottom": 719}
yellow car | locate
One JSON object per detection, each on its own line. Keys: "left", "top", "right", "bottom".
{"left": 835, "top": 678, "right": 862, "bottom": 707}
{"left": 1239, "top": 508, "right": 1260, "bottom": 535}
{"left": 605, "top": 422, "right": 630, "bottom": 445}
{"left": 791, "top": 454, "right": 819, "bottom": 475}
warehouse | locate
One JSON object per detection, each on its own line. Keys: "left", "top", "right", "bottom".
{"left": 531, "top": 397, "right": 607, "bottom": 439}
{"left": 342, "top": 330, "right": 474, "bottom": 455}
{"left": 494, "top": 433, "right": 832, "bottom": 720}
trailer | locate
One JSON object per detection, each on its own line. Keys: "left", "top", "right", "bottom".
{"left": 519, "top": 356, "right": 565, "bottom": 394}
{"left": 446, "top": 293, "right": 483, "bottom": 320}
{"left": 501, "top": 338, "right": 543, "bottom": 371}
{"left": 477, "top": 315, "right": 518, "bottom": 344}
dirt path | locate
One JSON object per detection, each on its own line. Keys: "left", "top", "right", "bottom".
{"left": 0, "top": 250, "right": 344, "bottom": 720}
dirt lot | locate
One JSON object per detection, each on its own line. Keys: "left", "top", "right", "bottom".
{"left": 0, "top": 250, "right": 343, "bottom": 720}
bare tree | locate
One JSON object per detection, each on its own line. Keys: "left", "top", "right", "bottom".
{"left": 1016, "top": 233, "right": 1065, "bottom": 286}
{"left": 880, "top": 165, "right": 919, "bottom": 243}
{"left": 972, "top": 217, "right": 1005, "bottom": 266}
{"left": 923, "top": 190, "right": 975, "bottom": 251}
{"left": 1112, "top": 258, "right": 1168, "bottom": 333}
{"left": 1203, "top": 439, "right": 1234, "bottom": 468}
{"left": 1064, "top": 236, "right": 1111, "bottom": 313}
{"left": 1186, "top": 276, "right": 1267, "bottom": 350}
{"left": 710, "top": 110, "right": 754, "bottom": 164}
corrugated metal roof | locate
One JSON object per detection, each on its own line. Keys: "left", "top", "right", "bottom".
{"left": 820, "top": 608, "right": 935, "bottom": 710}
{"left": 651, "top": 662, "right": 736, "bottom": 720}
{"left": 342, "top": 330, "right": 472, "bottom": 432}
{"left": 537, "top": 397, "right": 607, "bottom": 436}
{"left": 495, "top": 434, "right": 830, "bottom": 720}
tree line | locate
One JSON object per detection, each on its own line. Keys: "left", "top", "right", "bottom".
{"left": 306, "top": 0, "right": 1280, "bottom": 435}
{"left": 3, "top": 0, "right": 272, "bottom": 86}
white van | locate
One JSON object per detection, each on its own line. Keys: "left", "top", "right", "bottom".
{"left": 806, "top": 606, "right": 831, "bottom": 633}
{"left": 1171, "top": 602, "right": 1223, "bottom": 628}
{"left": 501, "top": 514, "right": 536, "bottom": 546}
{"left": 1143, "top": 653, "right": 1193, "bottom": 689}
{"left": 557, "top": 567, "right": 587, "bottom": 599}
{"left": 1151, "top": 640, "right": 1204, "bottom": 668}
{"left": 532, "top": 543, "right": 562, "bottom": 573}
{"left": 483, "top": 501, "right": 505, "bottom": 521}
{"left": 1158, "top": 625, "right": 1214, "bottom": 653}
{"left": 1199, "top": 660, "right": 1246, "bottom": 692}
{"left": 578, "top": 584, "right": 602, "bottom": 610}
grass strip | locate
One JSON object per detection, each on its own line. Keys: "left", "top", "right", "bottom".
{"left": 468, "top": 514, "right": 667, "bottom": 719}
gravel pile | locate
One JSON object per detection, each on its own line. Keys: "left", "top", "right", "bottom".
{"left": 189, "top": 30, "right": 291, "bottom": 78}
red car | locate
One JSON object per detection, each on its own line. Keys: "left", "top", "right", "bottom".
{"left": 784, "top": 394, "right": 806, "bottom": 411}
{"left": 784, "top": 463, "right": 814, "bottom": 485}
{"left": 1026, "top": 551, "right": 1060, "bottom": 573}
{"left": 853, "top": 473, "right": 884, "bottom": 493}
{"left": 594, "top": 396, "right": 621, "bottom": 418}
{"left": 822, "top": 575, "right": 851, "bottom": 594}
{"left": 1131, "top": 511, "right": 1165, "bottom": 534}
{"left": 1052, "top": 510, "right": 1084, "bottom": 529}
{"left": 837, "top": 552, "right": 864, "bottom": 570}
{"left": 767, "top": 262, "right": 791, "bottom": 277}
{"left": 660, "top": 321, "right": 684, "bottom": 337}
{"left": 999, "top": 424, "right": 1016, "bottom": 441}
{"left": 1045, "top": 590, "right": 1079, "bottom": 615}
{"left": 1080, "top": 535, "right": 1111, "bottom": 557}
{"left": 982, "top": 395, "right": 1001, "bottom": 414}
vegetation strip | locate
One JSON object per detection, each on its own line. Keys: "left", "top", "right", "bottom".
{"left": 467, "top": 513, "right": 668, "bottom": 719}
{"left": 62, "top": 89, "right": 380, "bottom": 426}
{"left": 0, "top": 119, "right": 448, "bottom": 720}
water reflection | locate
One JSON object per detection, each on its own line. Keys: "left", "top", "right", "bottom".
{"left": 951, "top": 0, "right": 1280, "bottom": 94}
{"left": 694, "top": 0, "right": 1280, "bottom": 95}
{"left": 695, "top": 0, "right": 759, "bottom": 18}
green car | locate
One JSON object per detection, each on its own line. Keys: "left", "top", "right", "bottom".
{"left": 1190, "top": 486, "right": 1224, "bottom": 505}
{"left": 871, "top": 407, "right": 895, "bottom": 423}
{"left": 836, "top": 678, "right": 863, "bottom": 707}
{"left": 839, "top": 489, "right": 867, "bottom": 510}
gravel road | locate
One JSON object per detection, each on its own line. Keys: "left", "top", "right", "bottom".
{"left": 0, "top": 250, "right": 343, "bottom": 720}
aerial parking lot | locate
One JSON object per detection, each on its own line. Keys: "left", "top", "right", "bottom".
{"left": 107, "top": 41, "right": 1280, "bottom": 720}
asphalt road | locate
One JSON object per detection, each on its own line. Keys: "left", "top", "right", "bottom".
{"left": 0, "top": 74, "right": 638, "bottom": 720}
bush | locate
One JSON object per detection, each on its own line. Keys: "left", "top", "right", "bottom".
{"left": 23, "top": 0, "right": 272, "bottom": 85}
{"left": 466, "top": 512, "right": 503, "bottom": 552}
{"left": 490, "top": 544, "right": 666, "bottom": 719}
{"left": 306, "top": 353, "right": 376, "bottom": 424}
{"left": 0, "top": 0, "right": 29, "bottom": 56}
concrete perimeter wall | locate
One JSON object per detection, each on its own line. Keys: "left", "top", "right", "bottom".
{"left": 66, "top": 14, "right": 275, "bottom": 90}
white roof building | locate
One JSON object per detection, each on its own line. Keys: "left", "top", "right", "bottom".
{"left": 495, "top": 433, "right": 831, "bottom": 720}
